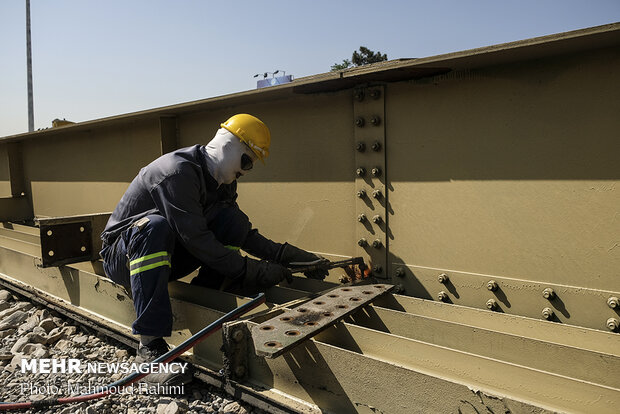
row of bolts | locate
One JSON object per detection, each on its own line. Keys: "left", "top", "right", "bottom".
{"left": 353, "top": 98, "right": 619, "bottom": 332}
{"left": 393, "top": 270, "right": 620, "bottom": 332}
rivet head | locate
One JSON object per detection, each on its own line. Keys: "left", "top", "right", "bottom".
{"left": 438, "top": 291, "right": 448, "bottom": 302}
{"left": 542, "top": 288, "right": 556, "bottom": 300}
{"left": 438, "top": 273, "right": 449, "bottom": 284}
{"left": 371, "top": 141, "right": 382, "bottom": 151}
{"left": 371, "top": 215, "right": 382, "bottom": 224}
{"left": 369, "top": 89, "right": 381, "bottom": 99}
{"left": 372, "top": 239, "right": 382, "bottom": 249}
{"left": 357, "top": 214, "right": 367, "bottom": 223}
{"left": 542, "top": 307, "right": 554, "bottom": 320}
{"left": 356, "top": 189, "right": 366, "bottom": 198}
{"left": 232, "top": 330, "right": 244, "bottom": 343}
{"left": 371, "top": 167, "right": 382, "bottom": 177}
{"left": 356, "top": 167, "right": 366, "bottom": 177}
{"left": 372, "top": 189, "right": 383, "bottom": 199}
{"left": 372, "top": 265, "right": 382, "bottom": 274}
{"left": 607, "top": 296, "right": 619, "bottom": 309}
{"left": 395, "top": 267, "right": 405, "bottom": 278}
{"left": 487, "top": 280, "right": 498, "bottom": 291}
{"left": 355, "top": 117, "right": 365, "bottom": 127}
{"left": 357, "top": 238, "right": 368, "bottom": 247}
{"left": 606, "top": 318, "right": 619, "bottom": 332}
{"left": 486, "top": 299, "right": 498, "bottom": 310}
{"left": 370, "top": 116, "right": 381, "bottom": 126}
{"left": 356, "top": 142, "right": 366, "bottom": 152}
{"left": 354, "top": 90, "right": 365, "bottom": 102}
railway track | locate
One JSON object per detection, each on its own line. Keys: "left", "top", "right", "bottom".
{"left": 1, "top": 220, "right": 618, "bottom": 413}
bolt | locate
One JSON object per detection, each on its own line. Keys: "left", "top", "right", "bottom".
{"left": 356, "top": 189, "right": 367, "bottom": 198}
{"left": 357, "top": 214, "right": 367, "bottom": 223}
{"left": 234, "top": 365, "right": 246, "bottom": 378}
{"left": 542, "top": 288, "right": 556, "bottom": 300}
{"left": 369, "top": 89, "right": 381, "bottom": 99}
{"left": 395, "top": 267, "right": 405, "bottom": 278}
{"left": 370, "top": 116, "right": 381, "bottom": 126}
{"left": 606, "top": 318, "right": 619, "bottom": 332}
{"left": 437, "top": 291, "right": 448, "bottom": 302}
{"left": 355, "top": 117, "right": 365, "bottom": 127}
{"left": 372, "top": 265, "right": 382, "bottom": 274}
{"left": 232, "top": 330, "right": 244, "bottom": 343}
{"left": 486, "top": 299, "right": 498, "bottom": 311}
{"left": 438, "top": 273, "right": 449, "bottom": 284}
{"left": 372, "top": 215, "right": 382, "bottom": 224}
{"left": 542, "top": 307, "right": 554, "bottom": 320}
{"left": 357, "top": 238, "right": 368, "bottom": 247}
{"left": 356, "top": 142, "right": 366, "bottom": 152}
{"left": 356, "top": 167, "right": 366, "bottom": 177}
{"left": 607, "top": 296, "right": 619, "bottom": 309}
{"left": 372, "top": 189, "right": 383, "bottom": 199}
{"left": 487, "top": 280, "right": 498, "bottom": 292}
{"left": 371, "top": 141, "right": 382, "bottom": 152}
{"left": 354, "top": 90, "right": 365, "bottom": 102}
{"left": 372, "top": 239, "right": 382, "bottom": 249}
{"left": 371, "top": 167, "right": 382, "bottom": 177}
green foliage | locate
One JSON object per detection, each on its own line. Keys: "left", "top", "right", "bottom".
{"left": 331, "top": 46, "right": 387, "bottom": 71}
{"left": 331, "top": 59, "right": 352, "bottom": 71}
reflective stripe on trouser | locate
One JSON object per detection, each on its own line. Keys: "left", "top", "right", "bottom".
{"left": 129, "top": 251, "right": 171, "bottom": 276}
{"left": 100, "top": 215, "right": 174, "bottom": 337}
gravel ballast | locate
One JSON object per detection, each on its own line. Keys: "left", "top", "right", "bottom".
{"left": 0, "top": 289, "right": 262, "bottom": 414}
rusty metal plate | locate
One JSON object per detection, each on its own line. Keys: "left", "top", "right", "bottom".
{"left": 252, "top": 284, "right": 394, "bottom": 358}
{"left": 39, "top": 221, "right": 92, "bottom": 267}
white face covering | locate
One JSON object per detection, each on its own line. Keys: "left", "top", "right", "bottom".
{"left": 204, "top": 128, "right": 257, "bottom": 186}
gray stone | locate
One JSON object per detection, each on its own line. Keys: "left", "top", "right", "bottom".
{"left": 54, "top": 339, "right": 72, "bottom": 351}
{"left": 73, "top": 334, "right": 89, "bottom": 345}
{"left": 39, "top": 318, "right": 56, "bottom": 332}
{"left": 32, "top": 326, "right": 47, "bottom": 336}
{"left": 17, "top": 315, "right": 40, "bottom": 334}
{"left": 29, "top": 394, "right": 46, "bottom": 402}
{"left": 222, "top": 402, "right": 243, "bottom": 414}
{"left": 46, "top": 326, "right": 65, "bottom": 344}
{"left": 30, "top": 333, "right": 48, "bottom": 344}
{"left": 62, "top": 325, "right": 77, "bottom": 336}
{"left": 10, "top": 333, "right": 34, "bottom": 354}
{"left": 0, "top": 310, "right": 29, "bottom": 330}
{"left": 0, "top": 301, "right": 9, "bottom": 312}
{"left": 0, "top": 290, "right": 11, "bottom": 301}
{"left": 0, "top": 328, "right": 15, "bottom": 339}
{"left": 115, "top": 349, "right": 129, "bottom": 359}
{"left": 6, "top": 353, "right": 25, "bottom": 371}
{"left": 156, "top": 401, "right": 188, "bottom": 414}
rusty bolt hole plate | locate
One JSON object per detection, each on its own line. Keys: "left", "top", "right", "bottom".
{"left": 252, "top": 284, "right": 394, "bottom": 358}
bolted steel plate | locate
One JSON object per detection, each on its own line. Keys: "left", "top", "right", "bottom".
{"left": 252, "top": 284, "right": 393, "bottom": 358}
{"left": 39, "top": 221, "right": 92, "bottom": 267}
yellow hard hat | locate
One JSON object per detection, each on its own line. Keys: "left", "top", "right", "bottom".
{"left": 221, "top": 114, "right": 270, "bottom": 162}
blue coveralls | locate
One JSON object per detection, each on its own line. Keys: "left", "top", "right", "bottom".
{"left": 100, "top": 145, "right": 281, "bottom": 338}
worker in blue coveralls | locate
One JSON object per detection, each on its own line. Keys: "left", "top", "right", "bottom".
{"left": 100, "top": 114, "right": 327, "bottom": 386}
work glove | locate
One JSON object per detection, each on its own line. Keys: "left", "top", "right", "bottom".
{"left": 244, "top": 258, "right": 293, "bottom": 291}
{"left": 277, "top": 243, "right": 329, "bottom": 280}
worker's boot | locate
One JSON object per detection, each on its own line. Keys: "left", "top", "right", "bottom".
{"left": 135, "top": 338, "right": 193, "bottom": 387}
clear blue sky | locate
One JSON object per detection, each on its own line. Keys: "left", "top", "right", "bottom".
{"left": 1, "top": 0, "right": 619, "bottom": 137}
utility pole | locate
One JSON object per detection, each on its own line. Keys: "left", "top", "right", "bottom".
{"left": 26, "top": 0, "right": 34, "bottom": 132}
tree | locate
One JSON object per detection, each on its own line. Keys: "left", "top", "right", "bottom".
{"left": 331, "top": 46, "right": 387, "bottom": 71}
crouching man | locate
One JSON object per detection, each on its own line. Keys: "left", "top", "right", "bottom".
{"left": 100, "top": 114, "right": 327, "bottom": 386}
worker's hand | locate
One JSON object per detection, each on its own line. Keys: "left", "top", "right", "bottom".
{"left": 277, "top": 243, "right": 329, "bottom": 280}
{"left": 245, "top": 258, "right": 293, "bottom": 290}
